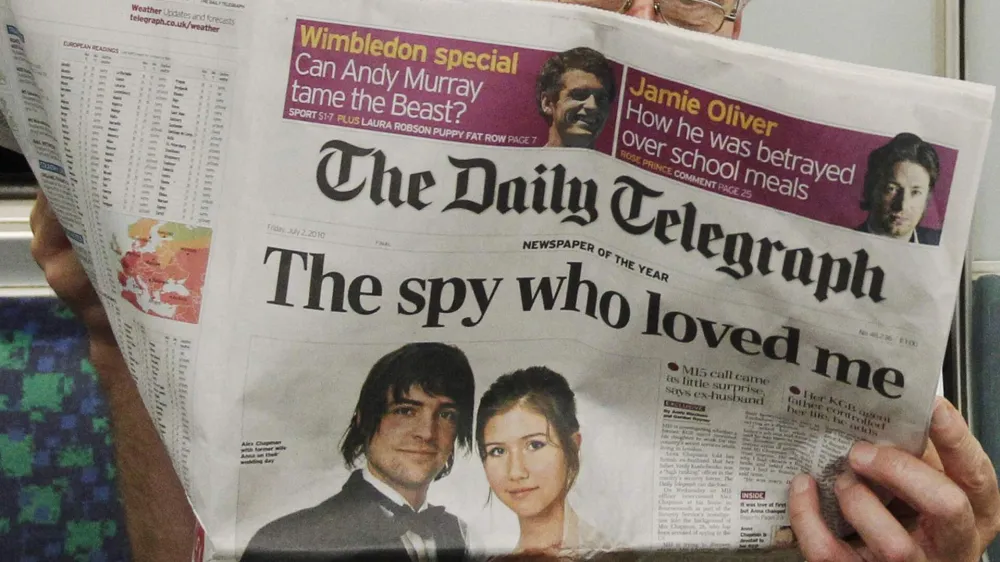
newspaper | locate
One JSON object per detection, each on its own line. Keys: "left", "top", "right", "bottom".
{"left": 0, "top": 0, "right": 994, "bottom": 559}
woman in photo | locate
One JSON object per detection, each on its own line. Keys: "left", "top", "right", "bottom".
{"left": 476, "top": 366, "right": 614, "bottom": 556}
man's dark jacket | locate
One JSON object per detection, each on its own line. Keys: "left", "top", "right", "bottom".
{"left": 240, "top": 470, "right": 467, "bottom": 561}
{"left": 855, "top": 222, "right": 942, "bottom": 245}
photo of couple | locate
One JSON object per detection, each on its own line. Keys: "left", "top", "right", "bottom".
{"left": 239, "top": 342, "right": 619, "bottom": 561}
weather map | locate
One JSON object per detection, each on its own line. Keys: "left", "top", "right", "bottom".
{"left": 112, "top": 219, "right": 212, "bottom": 324}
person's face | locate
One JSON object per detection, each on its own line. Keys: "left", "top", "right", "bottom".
{"left": 366, "top": 386, "right": 458, "bottom": 496}
{"left": 482, "top": 404, "right": 579, "bottom": 520}
{"left": 869, "top": 160, "right": 932, "bottom": 240}
{"left": 542, "top": 69, "right": 611, "bottom": 148}
{"left": 534, "top": 0, "right": 742, "bottom": 39}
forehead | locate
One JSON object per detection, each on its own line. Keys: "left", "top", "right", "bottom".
{"left": 484, "top": 404, "right": 551, "bottom": 441}
{"left": 560, "top": 68, "right": 603, "bottom": 89}
{"left": 536, "top": 0, "right": 740, "bottom": 12}
{"left": 890, "top": 160, "right": 931, "bottom": 187}
{"left": 388, "top": 385, "right": 456, "bottom": 407}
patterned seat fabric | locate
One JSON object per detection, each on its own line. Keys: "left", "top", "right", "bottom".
{"left": 0, "top": 298, "right": 129, "bottom": 561}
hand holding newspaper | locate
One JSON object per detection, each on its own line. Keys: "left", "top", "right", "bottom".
{"left": 0, "top": 0, "right": 996, "bottom": 560}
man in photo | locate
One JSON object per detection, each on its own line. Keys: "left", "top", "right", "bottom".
{"left": 857, "top": 132, "right": 943, "bottom": 245}
{"left": 536, "top": 47, "right": 616, "bottom": 149}
{"left": 240, "top": 342, "right": 476, "bottom": 562}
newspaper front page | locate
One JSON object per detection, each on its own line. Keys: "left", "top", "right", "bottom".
{"left": 0, "top": 0, "right": 994, "bottom": 559}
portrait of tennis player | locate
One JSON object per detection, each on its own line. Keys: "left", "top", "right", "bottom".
{"left": 536, "top": 47, "right": 616, "bottom": 149}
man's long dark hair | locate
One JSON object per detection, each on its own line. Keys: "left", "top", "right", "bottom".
{"left": 340, "top": 342, "right": 475, "bottom": 479}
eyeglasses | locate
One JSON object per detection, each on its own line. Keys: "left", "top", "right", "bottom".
{"left": 623, "top": 0, "right": 743, "bottom": 33}
{"left": 559, "top": 0, "right": 744, "bottom": 34}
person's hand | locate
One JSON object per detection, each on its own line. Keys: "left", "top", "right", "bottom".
{"left": 789, "top": 397, "right": 1000, "bottom": 562}
{"left": 32, "top": 191, "right": 196, "bottom": 560}
{"left": 29, "top": 192, "right": 114, "bottom": 345}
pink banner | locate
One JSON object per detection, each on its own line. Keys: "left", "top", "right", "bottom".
{"left": 283, "top": 21, "right": 956, "bottom": 243}
{"left": 284, "top": 20, "right": 620, "bottom": 148}
{"left": 614, "top": 68, "right": 955, "bottom": 240}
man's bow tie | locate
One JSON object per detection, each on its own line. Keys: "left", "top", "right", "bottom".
{"left": 385, "top": 503, "right": 446, "bottom": 537}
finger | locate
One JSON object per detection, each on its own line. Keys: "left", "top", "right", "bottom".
{"left": 45, "top": 250, "right": 96, "bottom": 302}
{"left": 28, "top": 189, "right": 44, "bottom": 232}
{"left": 928, "top": 398, "right": 1000, "bottom": 530}
{"left": 834, "top": 470, "right": 927, "bottom": 562}
{"left": 788, "top": 474, "right": 863, "bottom": 562}
{"left": 42, "top": 250, "right": 112, "bottom": 338}
{"left": 920, "top": 437, "right": 944, "bottom": 473}
{"left": 29, "top": 191, "right": 72, "bottom": 261}
{"left": 848, "top": 440, "right": 976, "bottom": 556}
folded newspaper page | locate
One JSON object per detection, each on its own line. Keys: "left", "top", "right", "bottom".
{"left": 0, "top": 0, "right": 994, "bottom": 559}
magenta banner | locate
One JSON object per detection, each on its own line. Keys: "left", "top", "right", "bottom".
{"left": 614, "top": 68, "right": 956, "bottom": 239}
{"left": 283, "top": 21, "right": 956, "bottom": 244}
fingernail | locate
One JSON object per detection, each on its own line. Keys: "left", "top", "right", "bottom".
{"left": 932, "top": 401, "right": 955, "bottom": 430}
{"left": 790, "top": 474, "right": 810, "bottom": 494}
{"left": 835, "top": 470, "right": 856, "bottom": 493}
{"left": 850, "top": 441, "right": 876, "bottom": 467}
